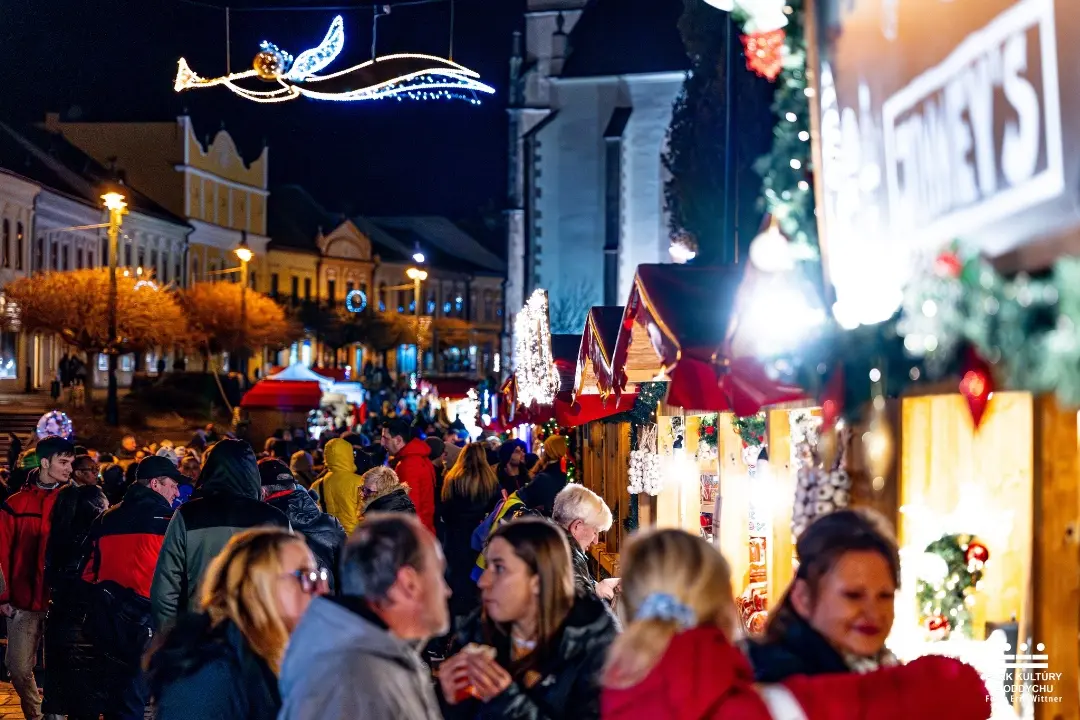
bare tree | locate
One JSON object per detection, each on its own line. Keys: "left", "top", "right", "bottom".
{"left": 547, "top": 279, "right": 597, "bottom": 334}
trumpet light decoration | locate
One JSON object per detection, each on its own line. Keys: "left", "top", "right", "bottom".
{"left": 174, "top": 15, "right": 495, "bottom": 104}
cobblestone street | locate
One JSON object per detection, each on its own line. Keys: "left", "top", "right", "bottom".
{"left": 0, "top": 683, "right": 24, "bottom": 719}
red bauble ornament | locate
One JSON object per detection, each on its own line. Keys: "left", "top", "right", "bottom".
{"left": 925, "top": 614, "right": 949, "bottom": 638}
{"left": 934, "top": 251, "right": 963, "bottom": 278}
{"left": 706, "top": 425, "right": 716, "bottom": 436}
{"left": 741, "top": 29, "right": 786, "bottom": 81}
{"left": 959, "top": 350, "right": 994, "bottom": 429}
{"left": 820, "top": 367, "right": 844, "bottom": 431}
{"left": 965, "top": 541, "right": 990, "bottom": 567}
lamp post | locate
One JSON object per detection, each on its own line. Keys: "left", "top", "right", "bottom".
{"left": 405, "top": 266, "right": 428, "bottom": 377}
{"left": 234, "top": 232, "right": 254, "bottom": 380}
{"left": 102, "top": 190, "right": 127, "bottom": 427}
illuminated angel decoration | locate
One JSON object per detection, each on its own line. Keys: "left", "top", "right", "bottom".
{"left": 174, "top": 15, "right": 495, "bottom": 104}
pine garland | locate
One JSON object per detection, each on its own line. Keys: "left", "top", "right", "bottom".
{"left": 698, "top": 413, "right": 719, "bottom": 448}
{"left": 732, "top": 413, "right": 767, "bottom": 447}
{"left": 915, "top": 533, "right": 986, "bottom": 640}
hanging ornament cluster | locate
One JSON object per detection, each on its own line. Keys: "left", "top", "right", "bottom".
{"left": 627, "top": 424, "right": 663, "bottom": 496}
{"left": 741, "top": 29, "right": 786, "bottom": 81}
{"left": 175, "top": 14, "right": 495, "bottom": 104}
{"left": 916, "top": 533, "right": 988, "bottom": 641}
{"left": 732, "top": 413, "right": 766, "bottom": 448}
{"left": 789, "top": 410, "right": 851, "bottom": 539}
{"left": 959, "top": 350, "right": 995, "bottom": 429}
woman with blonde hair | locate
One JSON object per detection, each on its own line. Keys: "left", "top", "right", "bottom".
{"left": 519, "top": 434, "right": 570, "bottom": 516}
{"left": 441, "top": 442, "right": 503, "bottom": 618}
{"left": 602, "top": 529, "right": 991, "bottom": 720}
{"left": 148, "top": 527, "right": 329, "bottom": 720}
{"left": 361, "top": 465, "right": 416, "bottom": 514}
{"left": 440, "top": 518, "right": 617, "bottom": 720}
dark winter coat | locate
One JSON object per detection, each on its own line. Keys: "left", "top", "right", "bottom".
{"left": 441, "top": 591, "right": 617, "bottom": 720}
{"left": 746, "top": 614, "right": 851, "bottom": 682}
{"left": 441, "top": 486, "right": 501, "bottom": 619}
{"left": 266, "top": 486, "right": 346, "bottom": 590}
{"left": 149, "top": 614, "right": 280, "bottom": 720}
{"left": 150, "top": 439, "right": 289, "bottom": 629}
{"left": 41, "top": 483, "right": 109, "bottom": 715}
{"left": 563, "top": 526, "right": 596, "bottom": 596}
{"left": 518, "top": 466, "right": 568, "bottom": 517}
{"left": 365, "top": 487, "right": 417, "bottom": 515}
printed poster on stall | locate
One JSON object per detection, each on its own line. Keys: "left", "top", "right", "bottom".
{"left": 813, "top": 0, "right": 1080, "bottom": 328}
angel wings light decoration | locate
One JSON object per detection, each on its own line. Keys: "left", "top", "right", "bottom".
{"left": 174, "top": 15, "right": 495, "bottom": 104}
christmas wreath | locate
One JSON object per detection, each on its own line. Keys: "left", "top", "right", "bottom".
{"left": 915, "top": 533, "right": 988, "bottom": 641}
{"left": 698, "top": 413, "right": 720, "bottom": 449}
{"left": 732, "top": 413, "right": 767, "bottom": 447}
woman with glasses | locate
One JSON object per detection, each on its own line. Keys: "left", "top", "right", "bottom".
{"left": 148, "top": 527, "right": 329, "bottom": 720}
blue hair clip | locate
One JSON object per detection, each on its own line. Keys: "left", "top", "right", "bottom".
{"left": 636, "top": 592, "right": 697, "bottom": 630}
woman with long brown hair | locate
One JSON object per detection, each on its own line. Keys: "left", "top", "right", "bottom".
{"left": 439, "top": 518, "right": 617, "bottom": 720}
{"left": 147, "top": 527, "right": 329, "bottom": 720}
{"left": 441, "top": 442, "right": 503, "bottom": 619}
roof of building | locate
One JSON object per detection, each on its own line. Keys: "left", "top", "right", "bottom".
{"left": 0, "top": 122, "right": 188, "bottom": 227}
{"left": 559, "top": 0, "right": 690, "bottom": 79}
{"left": 268, "top": 184, "right": 503, "bottom": 277}
{"left": 369, "top": 217, "right": 507, "bottom": 275}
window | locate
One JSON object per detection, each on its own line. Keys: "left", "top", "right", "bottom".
{"left": 378, "top": 283, "right": 387, "bottom": 312}
{"left": 175, "top": 260, "right": 182, "bottom": 284}
{"left": 2, "top": 219, "right": 9, "bottom": 269}
{"left": 0, "top": 330, "right": 17, "bottom": 379}
{"left": 51, "top": 242, "right": 58, "bottom": 270}
{"left": 271, "top": 273, "right": 279, "bottom": 297}
{"left": 35, "top": 238, "right": 44, "bottom": 271}
{"left": 162, "top": 258, "right": 168, "bottom": 283}
{"left": 61, "top": 245, "right": 69, "bottom": 271}
{"left": 137, "top": 248, "right": 145, "bottom": 270}
{"left": 327, "top": 280, "right": 336, "bottom": 306}
{"left": 100, "top": 237, "right": 108, "bottom": 266}
{"left": 14, "top": 223, "right": 22, "bottom": 270}
{"left": 249, "top": 271, "right": 257, "bottom": 289}
{"left": 16, "top": 232, "right": 23, "bottom": 271}
{"left": 150, "top": 250, "right": 158, "bottom": 274}
{"left": 124, "top": 243, "right": 132, "bottom": 267}
{"left": 291, "top": 276, "right": 299, "bottom": 303}
{"left": 346, "top": 281, "right": 354, "bottom": 297}
{"left": 87, "top": 253, "right": 93, "bottom": 270}
{"left": 76, "top": 248, "right": 84, "bottom": 270}
{"left": 304, "top": 277, "right": 312, "bottom": 301}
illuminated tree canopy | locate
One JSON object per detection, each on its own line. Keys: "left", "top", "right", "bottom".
{"left": 182, "top": 282, "right": 300, "bottom": 354}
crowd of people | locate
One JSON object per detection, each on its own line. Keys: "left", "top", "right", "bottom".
{"left": 0, "top": 417, "right": 996, "bottom": 719}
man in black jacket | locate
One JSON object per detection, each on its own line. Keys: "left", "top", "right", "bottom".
{"left": 151, "top": 440, "right": 289, "bottom": 630}
{"left": 83, "top": 455, "right": 181, "bottom": 719}
{"left": 258, "top": 459, "right": 346, "bottom": 591}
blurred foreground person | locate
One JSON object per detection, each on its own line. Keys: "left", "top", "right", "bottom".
{"left": 151, "top": 439, "right": 289, "bottom": 630}
{"left": 601, "top": 529, "right": 991, "bottom": 720}
{"left": 439, "top": 519, "right": 617, "bottom": 720}
{"left": 148, "top": 528, "right": 327, "bottom": 720}
{"left": 278, "top": 513, "right": 448, "bottom": 719}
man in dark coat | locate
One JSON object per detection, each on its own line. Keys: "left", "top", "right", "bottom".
{"left": 84, "top": 455, "right": 179, "bottom": 720}
{"left": 42, "top": 455, "right": 109, "bottom": 719}
{"left": 151, "top": 439, "right": 289, "bottom": 630}
{"left": 258, "top": 459, "right": 346, "bottom": 591}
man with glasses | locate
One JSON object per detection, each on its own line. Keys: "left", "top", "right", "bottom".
{"left": 71, "top": 455, "right": 101, "bottom": 487}
{"left": 82, "top": 455, "right": 181, "bottom": 719}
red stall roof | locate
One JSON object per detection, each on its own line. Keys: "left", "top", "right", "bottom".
{"left": 607, "top": 264, "right": 805, "bottom": 416}
{"left": 240, "top": 380, "right": 323, "bottom": 412}
{"left": 575, "top": 306, "right": 624, "bottom": 398}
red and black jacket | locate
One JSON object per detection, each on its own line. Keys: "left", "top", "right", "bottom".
{"left": 0, "top": 482, "right": 64, "bottom": 611}
{"left": 83, "top": 482, "right": 172, "bottom": 599}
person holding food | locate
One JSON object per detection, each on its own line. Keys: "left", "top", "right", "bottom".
{"left": 437, "top": 519, "right": 617, "bottom": 720}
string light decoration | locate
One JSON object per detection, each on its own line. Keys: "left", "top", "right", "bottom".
{"left": 916, "top": 533, "right": 988, "bottom": 641}
{"left": 513, "top": 289, "right": 561, "bottom": 407}
{"left": 175, "top": 14, "right": 495, "bottom": 105}
{"left": 345, "top": 289, "right": 368, "bottom": 313}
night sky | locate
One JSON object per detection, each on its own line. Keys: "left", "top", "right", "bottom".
{"left": 0, "top": 0, "right": 521, "bottom": 225}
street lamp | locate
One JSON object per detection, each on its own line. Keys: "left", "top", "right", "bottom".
{"left": 102, "top": 189, "right": 127, "bottom": 427}
{"left": 405, "top": 266, "right": 428, "bottom": 377}
{"left": 234, "top": 232, "right": 254, "bottom": 380}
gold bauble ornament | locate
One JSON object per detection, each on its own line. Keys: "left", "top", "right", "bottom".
{"left": 862, "top": 399, "right": 893, "bottom": 483}
{"left": 253, "top": 49, "right": 284, "bottom": 80}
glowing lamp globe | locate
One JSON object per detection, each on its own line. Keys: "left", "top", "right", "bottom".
{"left": 253, "top": 48, "right": 286, "bottom": 80}
{"left": 749, "top": 223, "right": 795, "bottom": 273}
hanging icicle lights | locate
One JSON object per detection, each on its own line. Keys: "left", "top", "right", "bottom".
{"left": 513, "top": 289, "right": 561, "bottom": 407}
{"left": 175, "top": 14, "right": 495, "bottom": 104}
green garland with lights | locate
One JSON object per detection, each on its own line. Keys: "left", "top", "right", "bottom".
{"left": 698, "top": 413, "right": 719, "bottom": 449}
{"left": 915, "top": 533, "right": 987, "bottom": 641}
{"left": 732, "top": 412, "right": 766, "bottom": 447}
{"left": 755, "top": 0, "right": 817, "bottom": 258}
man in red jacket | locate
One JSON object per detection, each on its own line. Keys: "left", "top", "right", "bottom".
{"left": 381, "top": 418, "right": 437, "bottom": 535}
{"left": 82, "top": 455, "right": 179, "bottom": 719}
{"left": 0, "top": 435, "right": 74, "bottom": 720}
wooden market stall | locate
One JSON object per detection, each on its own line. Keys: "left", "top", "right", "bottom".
{"left": 239, "top": 379, "right": 323, "bottom": 447}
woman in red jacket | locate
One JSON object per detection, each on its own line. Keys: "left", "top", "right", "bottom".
{"left": 601, "top": 529, "right": 991, "bottom": 720}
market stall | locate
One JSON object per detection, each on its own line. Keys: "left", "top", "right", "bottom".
{"left": 239, "top": 379, "right": 323, "bottom": 446}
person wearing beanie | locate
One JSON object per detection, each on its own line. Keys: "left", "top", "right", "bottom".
{"left": 289, "top": 450, "right": 317, "bottom": 489}
{"left": 258, "top": 459, "right": 345, "bottom": 591}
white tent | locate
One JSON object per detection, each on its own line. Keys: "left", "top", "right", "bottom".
{"left": 265, "top": 364, "right": 335, "bottom": 392}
